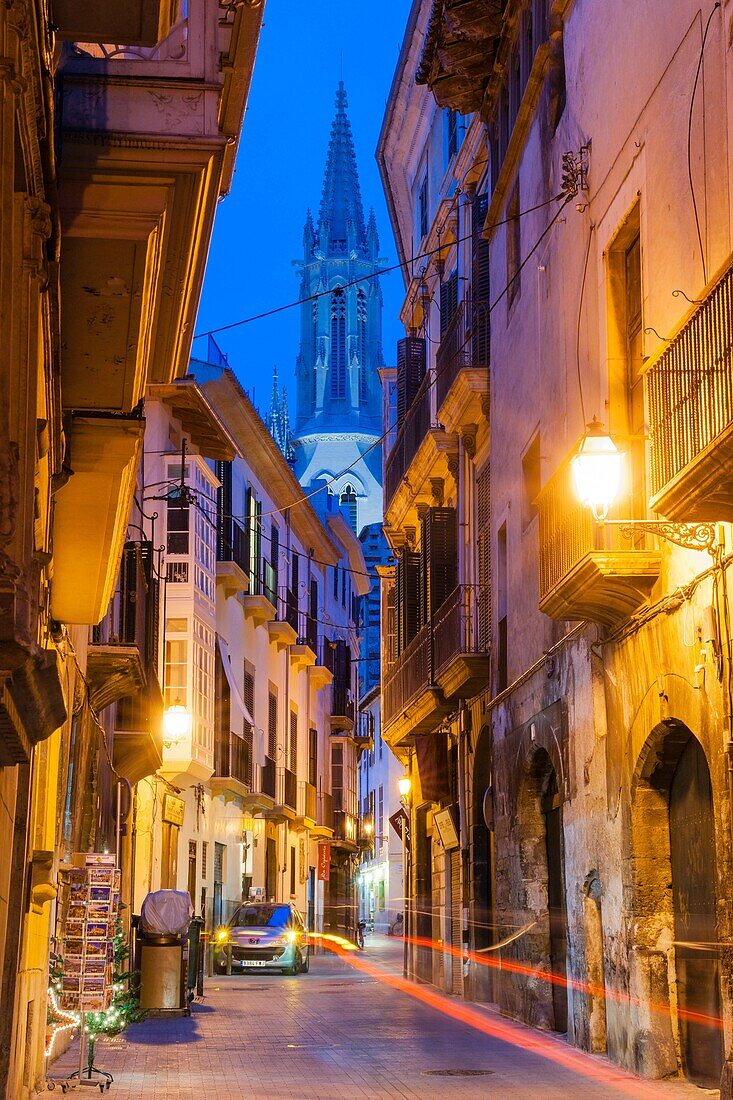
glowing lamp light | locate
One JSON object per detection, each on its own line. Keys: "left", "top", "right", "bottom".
{"left": 163, "top": 700, "right": 191, "bottom": 747}
{"left": 364, "top": 820, "right": 374, "bottom": 837}
{"left": 571, "top": 418, "right": 624, "bottom": 522}
{"left": 398, "top": 775, "right": 412, "bottom": 800}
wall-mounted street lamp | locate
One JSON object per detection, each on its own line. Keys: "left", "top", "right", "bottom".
{"left": 163, "top": 699, "right": 191, "bottom": 748}
{"left": 571, "top": 418, "right": 719, "bottom": 554}
{"left": 398, "top": 774, "right": 412, "bottom": 803}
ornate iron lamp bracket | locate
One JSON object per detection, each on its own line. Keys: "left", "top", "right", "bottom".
{"left": 602, "top": 519, "right": 718, "bottom": 554}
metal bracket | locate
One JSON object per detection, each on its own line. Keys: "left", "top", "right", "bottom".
{"left": 602, "top": 519, "right": 719, "bottom": 554}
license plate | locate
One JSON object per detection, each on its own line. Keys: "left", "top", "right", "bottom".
{"left": 243, "top": 959, "right": 268, "bottom": 967}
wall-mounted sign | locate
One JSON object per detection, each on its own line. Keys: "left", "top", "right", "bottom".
{"left": 433, "top": 805, "right": 460, "bottom": 850}
{"left": 317, "top": 842, "right": 331, "bottom": 882}
{"left": 389, "top": 808, "right": 411, "bottom": 852}
{"left": 162, "top": 793, "right": 186, "bottom": 826}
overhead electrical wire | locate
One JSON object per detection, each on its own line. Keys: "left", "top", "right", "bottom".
{"left": 687, "top": 2, "right": 720, "bottom": 288}
{"left": 193, "top": 191, "right": 565, "bottom": 340}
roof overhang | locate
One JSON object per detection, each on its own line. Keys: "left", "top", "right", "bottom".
{"left": 147, "top": 378, "right": 237, "bottom": 460}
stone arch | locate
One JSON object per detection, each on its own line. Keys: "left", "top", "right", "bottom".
{"left": 629, "top": 720, "right": 723, "bottom": 1085}
{"left": 470, "top": 722, "right": 494, "bottom": 1001}
{"left": 511, "top": 745, "right": 568, "bottom": 1032}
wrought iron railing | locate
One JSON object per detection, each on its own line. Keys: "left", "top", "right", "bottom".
{"left": 277, "top": 766, "right": 297, "bottom": 810}
{"left": 261, "top": 755, "right": 276, "bottom": 799}
{"left": 298, "top": 781, "right": 317, "bottom": 821}
{"left": 218, "top": 517, "right": 249, "bottom": 574}
{"left": 317, "top": 790, "right": 334, "bottom": 830}
{"left": 382, "top": 621, "right": 432, "bottom": 728}
{"left": 214, "top": 729, "right": 252, "bottom": 788}
{"left": 432, "top": 585, "right": 479, "bottom": 676}
{"left": 332, "top": 810, "right": 357, "bottom": 844}
{"left": 384, "top": 372, "right": 432, "bottom": 507}
{"left": 436, "top": 300, "right": 490, "bottom": 411}
{"left": 332, "top": 681, "right": 355, "bottom": 724}
{"left": 538, "top": 459, "right": 596, "bottom": 600}
{"left": 648, "top": 261, "right": 733, "bottom": 496}
{"left": 167, "top": 560, "right": 189, "bottom": 584}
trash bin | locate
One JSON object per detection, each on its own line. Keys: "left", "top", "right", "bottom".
{"left": 138, "top": 890, "right": 193, "bottom": 1016}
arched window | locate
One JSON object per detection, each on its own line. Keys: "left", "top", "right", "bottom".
{"left": 312, "top": 299, "right": 319, "bottom": 404}
{"left": 330, "top": 287, "right": 346, "bottom": 399}
{"left": 357, "top": 289, "right": 368, "bottom": 403}
{"left": 340, "top": 484, "right": 357, "bottom": 532}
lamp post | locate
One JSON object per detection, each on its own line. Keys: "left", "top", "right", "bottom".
{"left": 398, "top": 772, "right": 412, "bottom": 981}
{"left": 571, "top": 419, "right": 719, "bottom": 554}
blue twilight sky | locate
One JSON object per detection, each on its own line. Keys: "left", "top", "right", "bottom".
{"left": 192, "top": 0, "right": 413, "bottom": 415}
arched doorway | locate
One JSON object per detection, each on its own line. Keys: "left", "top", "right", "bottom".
{"left": 631, "top": 722, "right": 723, "bottom": 1085}
{"left": 669, "top": 736, "right": 722, "bottom": 1086}
{"left": 471, "top": 723, "right": 494, "bottom": 1000}
{"left": 516, "top": 747, "right": 568, "bottom": 1032}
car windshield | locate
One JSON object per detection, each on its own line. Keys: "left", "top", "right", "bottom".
{"left": 230, "top": 904, "right": 292, "bottom": 929}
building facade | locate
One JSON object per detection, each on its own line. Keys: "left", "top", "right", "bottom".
{"left": 129, "top": 360, "right": 367, "bottom": 942}
{"left": 380, "top": 0, "right": 733, "bottom": 1093}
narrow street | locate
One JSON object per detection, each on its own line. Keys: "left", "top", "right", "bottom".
{"left": 49, "top": 938, "right": 715, "bottom": 1099}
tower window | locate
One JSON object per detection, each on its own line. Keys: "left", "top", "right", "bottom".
{"left": 357, "top": 289, "right": 367, "bottom": 403}
{"left": 340, "top": 484, "right": 357, "bottom": 532}
{"left": 312, "top": 299, "right": 318, "bottom": 404}
{"left": 330, "top": 287, "right": 346, "bottom": 399}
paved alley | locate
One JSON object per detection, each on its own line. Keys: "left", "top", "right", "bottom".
{"left": 49, "top": 937, "right": 718, "bottom": 1099}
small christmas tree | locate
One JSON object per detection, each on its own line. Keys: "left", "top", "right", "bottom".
{"left": 82, "top": 922, "right": 145, "bottom": 1072}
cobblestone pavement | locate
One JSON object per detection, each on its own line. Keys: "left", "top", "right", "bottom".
{"left": 49, "top": 936, "right": 718, "bottom": 1099}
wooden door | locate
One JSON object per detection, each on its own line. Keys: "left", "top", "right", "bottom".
{"left": 543, "top": 774, "right": 568, "bottom": 1032}
{"left": 670, "top": 737, "right": 723, "bottom": 1086}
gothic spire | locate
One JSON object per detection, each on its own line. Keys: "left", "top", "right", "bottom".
{"left": 317, "top": 82, "right": 366, "bottom": 254}
{"left": 266, "top": 366, "right": 294, "bottom": 462}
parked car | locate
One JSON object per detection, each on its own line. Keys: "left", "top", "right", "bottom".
{"left": 214, "top": 902, "right": 310, "bottom": 975}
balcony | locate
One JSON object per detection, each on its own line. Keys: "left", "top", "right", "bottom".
{"left": 538, "top": 460, "right": 661, "bottom": 628}
{"left": 270, "top": 767, "right": 298, "bottom": 823}
{"left": 290, "top": 610, "right": 318, "bottom": 672}
{"left": 435, "top": 301, "right": 490, "bottom": 432}
{"left": 415, "top": 0, "right": 503, "bottom": 113}
{"left": 313, "top": 791, "right": 334, "bottom": 838}
{"left": 295, "top": 782, "right": 317, "bottom": 828}
{"left": 210, "top": 729, "right": 252, "bottom": 803}
{"left": 648, "top": 259, "right": 733, "bottom": 521}
{"left": 382, "top": 586, "right": 489, "bottom": 746}
{"left": 268, "top": 589, "right": 298, "bottom": 651}
{"left": 331, "top": 681, "right": 356, "bottom": 733}
{"left": 216, "top": 519, "right": 249, "bottom": 598}
{"left": 114, "top": 678, "right": 164, "bottom": 786}
{"left": 53, "top": 0, "right": 177, "bottom": 46}
{"left": 331, "top": 810, "right": 358, "bottom": 851}
{"left": 384, "top": 372, "right": 458, "bottom": 527}
{"left": 310, "top": 638, "right": 334, "bottom": 691}
{"left": 261, "top": 756, "right": 276, "bottom": 801}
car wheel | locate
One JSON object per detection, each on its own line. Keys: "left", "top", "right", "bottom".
{"left": 213, "top": 959, "right": 227, "bottom": 976}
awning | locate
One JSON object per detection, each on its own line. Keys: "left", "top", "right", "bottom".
{"left": 216, "top": 635, "right": 264, "bottom": 760}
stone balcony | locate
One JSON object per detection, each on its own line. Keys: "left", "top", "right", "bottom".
{"left": 538, "top": 460, "right": 661, "bottom": 628}
{"left": 435, "top": 300, "right": 490, "bottom": 435}
{"left": 647, "top": 257, "right": 733, "bottom": 522}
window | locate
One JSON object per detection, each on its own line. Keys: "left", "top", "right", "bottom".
{"left": 522, "top": 431, "right": 541, "bottom": 529}
{"left": 289, "top": 708, "right": 298, "bottom": 774}
{"left": 477, "top": 464, "right": 491, "bottom": 652}
{"left": 357, "top": 289, "right": 368, "bottom": 404}
{"left": 164, "top": 637, "right": 187, "bottom": 710}
{"left": 267, "top": 689, "right": 277, "bottom": 761}
{"left": 290, "top": 846, "right": 296, "bottom": 897}
{"left": 507, "top": 184, "right": 521, "bottom": 309}
{"left": 440, "top": 271, "right": 458, "bottom": 338}
{"left": 497, "top": 522, "right": 508, "bottom": 693}
{"left": 446, "top": 109, "right": 459, "bottom": 161}
{"left": 201, "top": 840, "right": 209, "bottom": 881}
{"left": 378, "top": 785, "right": 384, "bottom": 841}
{"left": 418, "top": 173, "right": 428, "bottom": 241}
{"left": 308, "top": 728, "right": 318, "bottom": 788}
{"left": 340, "top": 485, "right": 357, "bottom": 532}
{"left": 167, "top": 500, "right": 189, "bottom": 555}
{"left": 330, "top": 287, "right": 346, "bottom": 399}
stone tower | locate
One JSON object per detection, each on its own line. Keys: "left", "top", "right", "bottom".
{"left": 292, "top": 82, "right": 384, "bottom": 534}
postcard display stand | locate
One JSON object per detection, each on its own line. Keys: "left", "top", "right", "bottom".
{"left": 59, "top": 853, "right": 120, "bottom": 1092}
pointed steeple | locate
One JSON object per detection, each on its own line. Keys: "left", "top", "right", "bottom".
{"left": 317, "top": 82, "right": 366, "bottom": 255}
{"left": 366, "top": 206, "right": 379, "bottom": 261}
{"left": 303, "top": 209, "right": 315, "bottom": 258}
{"left": 266, "top": 366, "right": 294, "bottom": 462}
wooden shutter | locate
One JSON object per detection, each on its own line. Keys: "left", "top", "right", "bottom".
{"left": 396, "top": 337, "right": 426, "bottom": 422}
{"left": 421, "top": 508, "right": 458, "bottom": 619}
{"left": 472, "top": 193, "right": 490, "bottom": 366}
{"left": 289, "top": 709, "right": 298, "bottom": 774}
{"left": 243, "top": 668, "right": 254, "bottom": 786}
{"left": 267, "top": 690, "right": 277, "bottom": 761}
{"left": 396, "top": 550, "right": 421, "bottom": 653}
{"left": 477, "top": 463, "right": 491, "bottom": 650}
{"left": 271, "top": 524, "right": 279, "bottom": 590}
{"left": 440, "top": 271, "right": 458, "bottom": 338}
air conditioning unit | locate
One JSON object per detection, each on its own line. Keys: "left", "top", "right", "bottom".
{"left": 249, "top": 886, "right": 265, "bottom": 900}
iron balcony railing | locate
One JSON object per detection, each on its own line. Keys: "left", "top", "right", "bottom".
{"left": 647, "top": 260, "right": 733, "bottom": 497}
{"left": 297, "top": 781, "right": 317, "bottom": 821}
{"left": 317, "top": 790, "right": 334, "bottom": 830}
{"left": 277, "top": 766, "right": 297, "bottom": 810}
{"left": 213, "top": 729, "right": 252, "bottom": 789}
{"left": 435, "top": 300, "right": 490, "bottom": 412}
{"left": 382, "top": 585, "right": 486, "bottom": 728}
{"left": 261, "top": 755, "right": 276, "bottom": 799}
{"left": 384, "top": 371, "right": 432, "bottom": 507}
{"left": 332, "top": 681, "right": 355, "bottom": 725}
{"left": 332, "top": 810, "right": 357, "bottom": 845}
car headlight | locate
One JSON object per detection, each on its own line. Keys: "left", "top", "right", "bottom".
{"left": 286, "top": 929, "right": 297, "bottom": 944}
{"left": 216, "top": 927, "right": 229, "bottom": 943}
